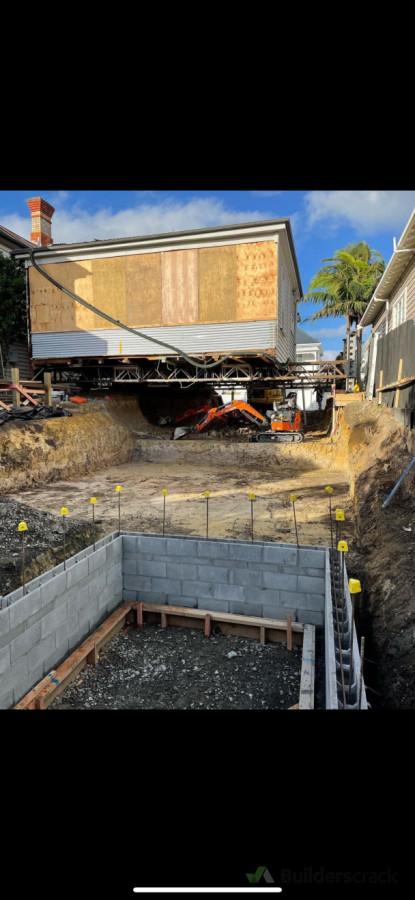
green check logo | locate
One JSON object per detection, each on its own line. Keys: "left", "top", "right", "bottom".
{"left": 246, "top": 867, "right": 274, "bottom": 884}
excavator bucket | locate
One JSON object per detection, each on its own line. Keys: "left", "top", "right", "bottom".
{"left": 173, "top": 426, "right": 192, "bottom": 440}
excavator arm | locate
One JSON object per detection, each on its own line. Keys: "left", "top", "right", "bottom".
{"left": 174, "top": 400, "right": 267, "bottom": 440}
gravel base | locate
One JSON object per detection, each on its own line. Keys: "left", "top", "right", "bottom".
{"left": 48, "top": 623, "right": 303, "bottom": 710}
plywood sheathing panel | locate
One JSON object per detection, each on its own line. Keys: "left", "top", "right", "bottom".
{"left": 236, "top": 241, "right": 278, "bottom": 321}
{"left": 161, "top": 249, "right": 199, "bottom": 325}
{"left": 199, "top": 245, "right": 237, "bottom": 323}
{"left": 91, "top": 257, "right": 127, "bottom": 331}
{"left": 125, "top": 253, "right": 162, "bottom": 327}
{"left": 29, "top": 260, "right": 95, "bottom": 333}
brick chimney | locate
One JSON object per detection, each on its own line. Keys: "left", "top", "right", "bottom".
{"left": 27, "top": 197, "right": 55, "bottom": 246}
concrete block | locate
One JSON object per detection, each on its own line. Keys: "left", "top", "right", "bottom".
{"left": 0, "top": 690, "right": 14, "bottom": 710}
{"left": 167, "top": 563, "right": 197, "bottom": 581}
{"left": 68, "top": 623, "right": 91, "bottom": 653}
{"left": 263, "top": 545, "right": 298, "bottom": 566}
{"left": 0, "top": 621, "right": 24, "bottom": 652}
{"left": 229, "top": 600, "right": 263, "bottom": 617}
{"left": 151, "top": 577, "right": 181, "bottom": 595}
{"left": 228, "top": 542, "right": 262, "bottom": 563}
{"left": 305, "top": 593, "right": 325, "bottom": 612}
{"left": 197, "top": 540, "right": 229, "bottom": 560}
{"left": 47, "top": 562, "right": 65, "bottom": 577}
{"left": 98, "top": 586, "right": 117, "bottom": 611}
{"left": 88, "top": 547, "right": 107, "bottom": 574}
{"left": 40, "top": 603, "right": 69, "bottom": 639}
{"left": 124, "top": 574, "right": 152, "bottom": 592}
{"left": 25, "top": 575, "right": 44, "bottom": 593}
{"left": 297, "top": 575, "right": 325, "bottom": 595}
{"left": 278, "top": 590, "right": 304, "bottom": 608}
{"left": 122, "top": 589, "right": 138, "bottom": 602}
{"left": 302, "top": 566, "right": 326, "bottom": 578}
{"left": 5, "top": 586, "right": 24, "bottom": 605}
{"left": 89, "top": 608, "right": 104, "bottom": 631}
{"left": 122, "top": 535, "right": 139, "bottom": 553}
{"left": 230, "top": 568, "right": 263, "bottom": 587}
{"left": 55, "top": 613, "right": 78, "bottom": 650}
{"left": 245, "top": 587, "right": 279, "bottom": 605}
{"left": 71, "top": 549, "right": 87, "bottom": 565}
{"left": 166, "top": 595, "right": 197, "bottom": 608}
{"left": 138, "top": 535, "right": 167, "bottom": 555}
{"left": 263, "top": 571, "right": 297, "bottom": 592}
{"left": 262, "top": 605, "right": 297, "bottom": 621}
{"left": 182, "top": 580, "right": 213, "bottom": 600}
{"left": 137, "top": 590, "right": 168, "bottom": 604}
{"left": 213, "top": 583, "right": 245, "bottom": 603}
{"left": 298, "top": 548, "right": 325, "bottom": 569}
{"left": 122, "top": 557, "right": 137, "bottom": 575}
{"left": 136, "top": 560, "right": 167, "bottom": 578}
{"left": 39, "top": 572, "right": 67, "bottom": 607}
{"left": 26, "top": 632, "right": 57, "bottom": 675}
{"left": 271, "top": 564, "right": 299, "bottom": 575}
{"left": 67, "top": 559, "right": 89, "bottom": 589}
{"left": 0, "top": 655, "right": 28, "bottom": 698}
{"left": 107, "top": 564, "right": 122, "bottom": 586}
{"left": 0, "top": 607, "right": 10, "bottom": 639}
{"left": 106, "top": 538, "right": 122, "bottom": 562}
{"left": 297, "top": 609, "right": 324, "bottom": 627}
{"left": 166, "top": 537, "right": 198, "bottom": 556}
{"left": 196, "top": 597, "right": 229, "bottom": 613}
{"left": 0, "top": 644, "right": 11, "bottom": 677}
{"left": 10, "top": 621, "right": 42, "bottom": 665}
{"left": 197, "top": 564, "right": 229, "bottom": 584}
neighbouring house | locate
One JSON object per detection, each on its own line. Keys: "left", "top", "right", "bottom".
{"left": 295, "top": 327, "right": 326, "bottom": 410}
{"left": 13, "top": 200, "right": 303, "bottom": 389}
{"left": 0, "top": 223, "right": 34, "bottom": 380}
{"left": 360, "top": 207, "right": 415, "bottom": 428}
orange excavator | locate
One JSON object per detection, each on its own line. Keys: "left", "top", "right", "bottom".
{"left": 173, "top": 392, "right": 303, "bottom": 442}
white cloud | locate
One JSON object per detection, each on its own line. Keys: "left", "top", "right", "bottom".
{"left": 251, "top": 190, "right": 282, "bottom": 198}
{"left": 312, "top": 323, "right": 347, "bottom": 338}
{"left": 0, "top": 196, "right": 271, "bottom": 244}
{"left": 321, "top": 349, "right": 340, "bottom": 360}
{"left": 304, "top": 190, "right": 415, "bottom": 236}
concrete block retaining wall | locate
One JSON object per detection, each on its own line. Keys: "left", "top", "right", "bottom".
{"left": 121, "top": 533, "right": 325, "bottom": 626}
{"left": 0, "top": 533, "right": 122, "bottom": 709}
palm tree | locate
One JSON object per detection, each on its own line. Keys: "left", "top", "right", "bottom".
{"left": 304, "top": 242, "right": 385, "bottom": 385}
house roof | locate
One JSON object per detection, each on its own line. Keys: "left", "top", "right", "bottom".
{"left": 0, "top": 224, "right": 34, "bottom": 249}
{"left": 360, "top": 208, "right": 415, "bottom": 327}
{"left": 13, "top": 217, "right": 303, "bottom": 297}
{"left": 296, "top": 327, "right": 322, "bottom": 345}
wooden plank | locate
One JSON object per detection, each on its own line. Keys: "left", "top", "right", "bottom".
{"left": 43, "top": 372, "right": 52, "bottom": 406}
{"left": 394, "top": 358, "right": 403, "bottom": 408}
{"left": 141, "top": 602, "right": 304, "bottom": 633}
{"left": 14, "top": 602, "right": 136, "bottom": 710}
{"left": 92, "top": 257, "right": 127, "bottom": 331}
{"left": 161, "top": 612, "right": 168, "bottom": 629}
{"left": 0, "top": 399, "right": 11, "bottom": 410}
{"left": 286, "top": 615, "right": 292, "bottom": 651}
{"left": 299, "top": 623, "right": 315, "bottom": 710}
{"left": 86, "top": 645, "right": 99, "bottom": 666}
{"left": 11, "top": 367, "right": 20, "bottom": 408}
{"left": 161, "top": 250, "right": 199, "bottom": 325}
{"left": 136, "top": 601, "right": 143, "bottom": 628}
{"left": 204, "top": 613, "right": 211, "bottom": 638}
{"left": 14, "top": 672, "right": 59, "bottom": 710}
{"left": 199, "top": 245, "right": 237, "bottom": 323}
{"left": 260, "top": 625, "right": 266, "bottom": 645}
{"left": 236, "top": 241, "right": 278, "bottom": 321}
{"left": 376, "top": 373, "right": 415, "bottom": 392}
{"left": 125, "top": 253, "right": 162, "bottom": 328}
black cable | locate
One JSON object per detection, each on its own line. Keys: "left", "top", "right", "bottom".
{"left": 29, "top": 249, "right": 284, "bottom": 373}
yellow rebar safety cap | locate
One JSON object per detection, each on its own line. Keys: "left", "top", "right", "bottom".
{"left": 204, "top": 491, "right": 210, "bottom": 498}
{"left": 161, "top": 490, "right": 168, "bottom": 496}
{"left": 349, "top": 578, "right": 361, "bottom": 594}
{"left": 337, "top": 540, "right": 348, "bottom": 552}
{"left": 325, "top": 486, "right": 333, "bottom": 494}
{"left": 335, "top": 508, "right": 345, "bottom": 520}
{"left": 116, "top": 485, "right": 122, "bottom": 493}
{"left": 290, "top": 494, "right": 296, "bottom": 502}
{"left": 18, "top": 522, "right": 27, "bottom": 531}
{"left": 61, "top": 507, "right": 68, "bottom": 516}
{"left": 249, "top": 493, "right": 256, "bottom": 500}
{"left": 90, "top": 497, "right": 97, "bottom": 504}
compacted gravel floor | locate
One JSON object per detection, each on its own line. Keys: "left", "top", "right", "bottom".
{"left": 48, "top": 622, "right": 303, "bottom": 710}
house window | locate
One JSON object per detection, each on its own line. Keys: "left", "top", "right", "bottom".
{"left": 391, "top": 288, "right": 406, "bottom": 330}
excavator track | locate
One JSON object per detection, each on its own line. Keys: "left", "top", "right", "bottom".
{"left": 249, "top": 431, "right": 304, "bottom": 443}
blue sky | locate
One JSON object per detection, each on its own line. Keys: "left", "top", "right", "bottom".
{"left": 1, "top": 189, "right": 414, "bottom": 359}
